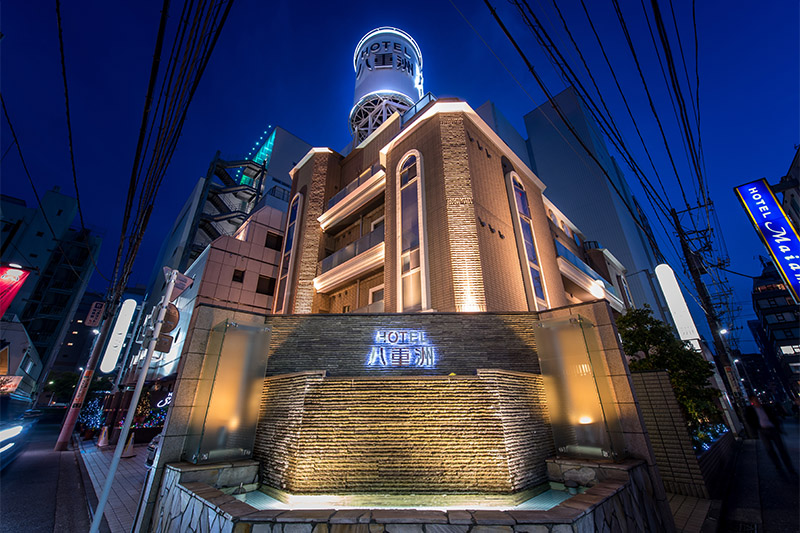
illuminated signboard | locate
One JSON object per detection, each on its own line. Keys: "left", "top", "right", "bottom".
{"left": 366, "top": 329, "right": 436, "bottom": 368}
{"left": 0, "top": 267, "right": 30, "bottom": 318}
{"left": 735, "top": 179, "right": 800, "bottom": 302}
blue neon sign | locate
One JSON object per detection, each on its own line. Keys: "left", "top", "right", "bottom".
{"left": 366, "top": 329, "right": 436, "bottom": 368}
{"left": 735, "top": 179, "right": 800, "bottom": 302}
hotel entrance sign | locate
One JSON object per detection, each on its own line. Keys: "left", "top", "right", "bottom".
{"left": 735, "top": 179, "right": 800, "bottom": 302}
{"left": 367, "top": 329, "right": 436, "bottom": 367}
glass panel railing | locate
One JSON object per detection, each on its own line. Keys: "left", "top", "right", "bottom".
{"left": 320, "top": 225, "right": 385, "bottom": 274}
{"left": 401, "top": 93, "right": 437, "bottom": 127}
{"left": 327, "top": 162, "right": 385, "bottom": 210}
{"left": 554, "top": 240, "right": 621, "bottom": 300}
{"left": 352, "top": 300, "right": 385, "bottom": 313}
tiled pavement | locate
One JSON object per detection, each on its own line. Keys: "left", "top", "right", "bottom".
{"left": 78, "top": 438, "right": 150, "bottom": 533}
{"left": 667, "top": 492, "right": 713, "bottom": 532}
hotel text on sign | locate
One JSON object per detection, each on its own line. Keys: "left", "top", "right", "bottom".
{"left": 735, "top": 179, "right": 800, "bottom": 302}
{"left": 367, "top": 329, "right": 436, "bottom": 368}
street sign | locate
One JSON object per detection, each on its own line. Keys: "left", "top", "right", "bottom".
{"left": 161, "top": 303, "right": 180, "bottom": 334}
{"left": 162, "top": 267, "right": 193, "bottom": 301}
{"left": 85, "top": 301, "right": 106, "bottom": 327}
{"left": 155, "top": 333, "right": 173, "bottom": 353}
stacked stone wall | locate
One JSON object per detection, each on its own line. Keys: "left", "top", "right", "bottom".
{"left": 252, "top": 371, "right": 553, "bottom": 494}
{"left": 263, "top": 312, "right": 541, "bottom": 377}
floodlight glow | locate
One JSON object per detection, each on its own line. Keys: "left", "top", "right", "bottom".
{"left": 100, "top": 299, "right": 137, "bottom": 373}
{"left": 0, "top": 442, "right": 14, "bottom": 453}
{"left": 719, "top": 328, "right": 729, "bottom": 335}
{"left": 0, "top": 425, "right": 23, "bottom": 442}
{"left": 579, "top": 416, "right": 593, "bottom": 424}
{"left": 8, "top": 263, "right": 21, "bottom": 269}
{"left": 589, "top": 280, "right": 605, "bottom": 299}
{"left": 92, "top": 329, "right": 100, "bottom": 335}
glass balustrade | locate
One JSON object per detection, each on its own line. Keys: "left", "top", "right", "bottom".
{"left": 326, "top": 163, "right": 384, "bottom": 210}
{"left": 554, "top": 240, "right": 621, "bottom": 300}
{"left": 320, "top": 225, "right": 384, "bottom": 274}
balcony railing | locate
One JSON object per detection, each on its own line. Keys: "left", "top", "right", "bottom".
{"left": 352, "top": 300, "right": 385, "bottom": 313}
{"left": 555, "top": 240, "right": 621, "bottom": 300}
{"left": 401, "top": 93, "right": 437, "bottom": 127}
{"left": 327, "top": 163, "right": 384, "bottom": 211}
{"left": 320, "top": 226, "right": 384, "bottom": 274}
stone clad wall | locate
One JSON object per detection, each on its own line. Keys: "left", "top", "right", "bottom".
{"left": 631, "top": 370, "right": 734, "bottom": 498}
{"left": 154, "top": 459, "right": 670, "bottom": 533}
{"left": 253, "top": 371, "right": 554, "bottom": 494}
{"left": 264, "top": 312, "right": 541, "bottom": 377}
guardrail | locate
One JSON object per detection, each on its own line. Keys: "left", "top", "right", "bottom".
{"left": 320, "top": 226, "right": 384, "bottom": 274}
{"left": 554, "top": 240, "right": 621, "bottom": 300}
{"left": 327, "top": 163, "right": 384, "bottom": 211}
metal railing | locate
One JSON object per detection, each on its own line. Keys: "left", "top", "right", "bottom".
{"left": 401, "top": 93, "right": 437, "bottom": 127}
{"left": 327, "top": 162, "right": 384, "bottom": 210}
{"left": 320, "top": 225, "right": 384, "bottom": 274}
{"left": 555, "top": 240, "right": 621, "bottom": 300}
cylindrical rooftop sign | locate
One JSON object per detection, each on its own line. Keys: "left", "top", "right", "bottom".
{"left": 352, "top": 27, "right": 423, "bottom": 106}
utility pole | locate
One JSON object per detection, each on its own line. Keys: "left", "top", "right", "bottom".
{"left": 54, "top": 299, "right": 116, "bottom": 451}
{"left": 671, "top": 208, "right": 741, "bottom": 403}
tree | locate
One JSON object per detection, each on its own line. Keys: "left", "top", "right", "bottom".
{"left": 616, "top": 306, "right": 721, "bottom": 431}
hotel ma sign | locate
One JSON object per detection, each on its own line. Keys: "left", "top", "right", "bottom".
{"left": 735, "top": 179, "right": 800, "bottom": 302}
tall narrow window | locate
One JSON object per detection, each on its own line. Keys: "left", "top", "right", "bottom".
{"left": 274, "top": 193, "right": 302, "bottom": 313}
{"left": 397, "top": 153, "right": 426, "bottom": 312}
{"left": 510, "top": 176, "right": 546, "bottom": 307}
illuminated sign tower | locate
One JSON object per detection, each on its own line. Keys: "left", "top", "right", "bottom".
{"left": 350, "top": 27, "right": 423, "bottom": 144}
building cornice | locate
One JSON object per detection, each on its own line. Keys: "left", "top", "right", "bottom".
{"left": 289, "top": 148, "right": 336, "bottom": 180}
{"left": 378, "top": 101, "right": 547, "bottom": 192}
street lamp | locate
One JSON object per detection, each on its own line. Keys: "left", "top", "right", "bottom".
{"left": 719, "top": 328, "right": 729, "bottom": 335}
{"left": 92, "top": 329, "right": 100, "bottom": 335}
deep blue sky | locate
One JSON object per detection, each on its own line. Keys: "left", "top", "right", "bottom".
{"left": 2, "top": 1, "right": 797, "bottom": 351}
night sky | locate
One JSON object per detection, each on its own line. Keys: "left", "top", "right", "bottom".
{"left": 1, "top": 1, "right": 797, "bottom": 352}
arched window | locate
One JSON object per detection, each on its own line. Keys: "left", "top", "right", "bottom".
{"left": 397, "top": 152, "right": 427, "bottom": 312}
{"left": 274, "top": 193, "right": 302, "bottom": 313}
{"left": 560, "top": 220, "right": 571, "bottom": 236}
{"left": 510, "top": 175, "right": 546, "bottom": 308}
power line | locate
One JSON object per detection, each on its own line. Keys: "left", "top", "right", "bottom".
{"left": 54, "top": 0, "right": 85, "bottom": 230}
{"left": 0, "top": 92, "right": 86, "bottom": 283}
{"left": 483, "top": 0, "right": 668, "bottom": 266}
{"left": 54, "top": 0, "right": 112, "bottom": 284}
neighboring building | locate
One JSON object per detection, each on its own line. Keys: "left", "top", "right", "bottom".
{"left": 0, "top": 316, "right": 44, "bottom": 418}
{"left": 49, "top": 290, "right": 103, "bottom": 374}
{"left": 142, "top": 127, "right": 311, "bottom": 315}
{"left": 522, "top": 87, "right": 671, "bottom": 324}
{"left": 751, "top": 258, "right": 800, "bottom": 395}
{"left": 0, "top": 188, "right": 102, "bottom": 388}
{"left": 123, "top": 204, "right": 285, "bottom": 384}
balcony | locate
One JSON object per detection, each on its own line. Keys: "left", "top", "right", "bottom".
{"left": 554, "top": 240, "right": 624, "bottom": 310}
{"left": 352, "top": 300, "right": 385, "bottom": 313}
{"left": 314, "top": 226, "right": 385, "bottom": 293}
{"left": 318, "top": 163, "right": 385, "bottom": 232}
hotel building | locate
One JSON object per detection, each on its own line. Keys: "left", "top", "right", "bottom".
{"left": 274, "top": 30, "right": 629, "bottom": 319}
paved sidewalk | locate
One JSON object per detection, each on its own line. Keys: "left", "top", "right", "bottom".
{"left": 77, "top": 437, "right": 150, "bottom": 533}
{"left": 668, "top": 492, "right": 714, "bottom": 533}
{"left": 721, "top": 419, "right": 799, "bottom": 532}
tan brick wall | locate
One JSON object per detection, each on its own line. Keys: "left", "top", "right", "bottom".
{"left": 465, "top": 125, "right": 529, "bottom": 311}
{"left": 384, "top": 116, "right": 455, "bottom": 312}
{"left": 438, "top": 114, "right": 487, "bottom": 312}
{"left": 290, "top": 151, "right": 341, "bottom": 314}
